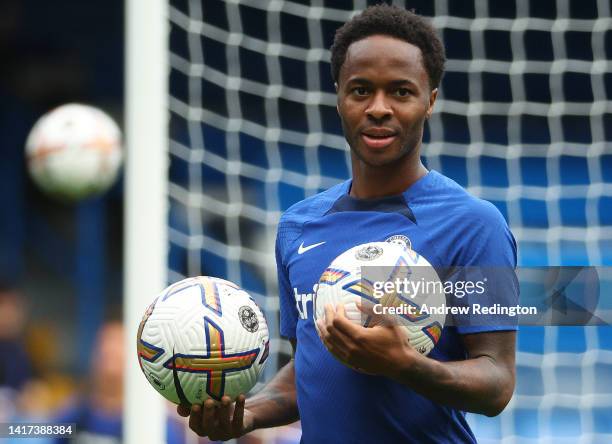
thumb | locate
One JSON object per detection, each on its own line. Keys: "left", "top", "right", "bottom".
{"left": 177, "top": 403, "right": 191, "bottom": 417}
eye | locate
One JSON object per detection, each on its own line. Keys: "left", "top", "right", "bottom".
{"left": 352, "top": 86, "right": 369, "bottom": 96}
{"left": 394, "top": 88, "right": 411, "bottom": 97}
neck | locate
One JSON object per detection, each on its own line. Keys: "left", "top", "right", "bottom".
{"left": 349, "top": 152, "right": 428, "bottom": 199}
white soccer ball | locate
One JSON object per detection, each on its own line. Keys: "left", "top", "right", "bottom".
{"left": 314, "top": 242, "right": 445, "bottom": 356}
{"left": 137, "top": 276, "right": 270, "bottom": 404}
{"left": 25, "top": 103, "right": 122, "bottom": 201}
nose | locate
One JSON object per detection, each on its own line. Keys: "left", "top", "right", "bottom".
{"left": 365, "top": 91, "right": 392, "bottom": 121}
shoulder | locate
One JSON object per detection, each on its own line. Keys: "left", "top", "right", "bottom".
{"left": 419, "top": 171, "right": 516, "bottom": 266}
{"left": 278, "top": 180, "right": 348, "bottom": 229}
{"left": 276, "top": 180, "right": 348, "bottom": 259}
{"left": 426, "top": 171, "right": 508, "bottom": 231}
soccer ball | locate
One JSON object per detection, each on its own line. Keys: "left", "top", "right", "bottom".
{"left": 137, "top": 276, "right": 270, "bottom": 404}
{"left": 25, "top": 103, "right": 122, "bottom": 201}
{"left": 314, "top": 242, "right": 445, "bottom": 356}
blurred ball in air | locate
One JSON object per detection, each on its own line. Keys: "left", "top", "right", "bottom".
{"left": 25, "top": 103, "right": 122, "bottom": 201}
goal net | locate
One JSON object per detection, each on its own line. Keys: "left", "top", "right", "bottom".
{"left": 165, "top": 0, "right": 612, "bottom": 441}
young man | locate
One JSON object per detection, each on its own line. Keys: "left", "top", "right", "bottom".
{"left": 179, "top": 5, "right": 517, "bottom": 443}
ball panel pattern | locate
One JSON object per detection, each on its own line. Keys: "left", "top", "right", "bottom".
{"left": 137, "top": 277, "right": 269, "bottom": 404}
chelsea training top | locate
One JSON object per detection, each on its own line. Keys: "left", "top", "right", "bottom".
{"left": 275, "top": 170, "right": 518, "bottom": 444}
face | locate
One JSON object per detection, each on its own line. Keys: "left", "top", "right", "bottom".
{"left": 92, "top": 322, "right": 125, "bottom": 389}
{"left": 336, "top": 35, "right": 437, "bottom": 168}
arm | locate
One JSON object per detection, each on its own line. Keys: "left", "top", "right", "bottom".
{"left": 178, "top": 339, "right": 299, "bottom": 440}
{"left": 245, "top": 338, "right": 299, "bottom": 429}
{"left": 393, "top": 330, "right": 516, "bottom": 416}
{"left": 318, "top": 304, "right": 516, "bottom": 417}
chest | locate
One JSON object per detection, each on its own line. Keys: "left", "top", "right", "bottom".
{"left": 286, "top": 211, "right": 444, "bottom": 320}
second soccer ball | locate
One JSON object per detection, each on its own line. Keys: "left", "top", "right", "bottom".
{"left": 314, "top": 242, "right": 445, "bottom": 356}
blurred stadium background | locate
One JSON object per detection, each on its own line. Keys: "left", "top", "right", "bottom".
{"left": 1, "top": 0, "right": 611, "bottom": 443}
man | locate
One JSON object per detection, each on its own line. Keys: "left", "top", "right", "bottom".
{"left": 52, "top": 321, "right": 124, "bottom": 443}
{"left": 179, "top": 5, "right": 517, "bottom": 443}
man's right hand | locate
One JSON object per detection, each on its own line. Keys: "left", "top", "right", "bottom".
{"left": 176, "top": 395, "right": 255, "bottom": 441}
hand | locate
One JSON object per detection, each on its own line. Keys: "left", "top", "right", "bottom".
{"left": 176, "top": 395, "right": 255, "bottom": 440}
{"left": 316, "top": 303, "right": 419, "bottom": 377}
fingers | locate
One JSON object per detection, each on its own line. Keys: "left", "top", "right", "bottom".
{"left": 216, "top": 396, "right": 232, "bottom": 436}
{"left": 320, "top": 303, "right": 355, "bottom": 342}
{"left": 336, "top": 302, "right": 347, "bottom": 318}
{"left": 356, "top": 299, "right": 398, "bottom": 328}
{"left": 232, "top": 394, "right": 246, "bottom": 434}
{"left": 324, "top": 303, "right": 336, "bottom": 325}
{"left": 326, "top": 328, "right": 353, "bottom": 360}
{"left": 356, "top": 299, "right": 375, "bottom": 316}
{"left": 318, "top": 304, "right": 357, "bottom": 363}
{"left": 356, "top": 300, "right": 377, "bottom": 328}
{"left": 316, "top": 303, "right": 333, "bottom": 340}
{"left": 188, "top": 404, "right": 203, "bottom": 436}
{"left": 187, "top": 399, "right": 214, "bottom": 437}
{"left": 329, "top": 307, "right": 355, "bottom": 346}
{"left": 185, "top": 396, "right": 247, "bottom": 439}
{"left": 329, "top": 303, "right": 362, "bottom": 337}
{"left": 201, "top": 399, "right": 217, "bottom": 434}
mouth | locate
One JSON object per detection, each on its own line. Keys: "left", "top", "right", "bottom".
{"left": 361, "top": 129, "right": 397, "bottom": 149}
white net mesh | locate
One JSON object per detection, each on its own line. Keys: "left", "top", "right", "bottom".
{"left": 167, "top": 0, "right": 612, "bottom": 441}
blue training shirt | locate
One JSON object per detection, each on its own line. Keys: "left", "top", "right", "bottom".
{"left": 275, "top": 170, "right": 518, "bottom": 444}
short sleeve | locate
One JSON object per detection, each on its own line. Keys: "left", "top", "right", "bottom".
{"left": 276, "top": 225, "right": 298, "bottom": 339}
{"left": 454, "top": 205, "right": 519, "bottom": 334}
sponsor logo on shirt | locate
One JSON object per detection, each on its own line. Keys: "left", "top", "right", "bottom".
{"left": 293, "top": 284, "right": 318, "bottom": 319}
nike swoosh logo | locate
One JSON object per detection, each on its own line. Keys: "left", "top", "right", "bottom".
{"left": 298, "top": 241, "right": 326, "bottom": 255}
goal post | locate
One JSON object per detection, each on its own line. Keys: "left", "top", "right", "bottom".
{"left": 124, "top": 0, "right": 169, "bottom": 442}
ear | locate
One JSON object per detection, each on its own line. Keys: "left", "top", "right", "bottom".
{"left": 335, "top": 82, "right": 341, "bottom": 115}
{"left": 426, "top": 88, "right": 438, "bottom": 120}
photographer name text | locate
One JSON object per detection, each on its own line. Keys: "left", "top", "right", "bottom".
{"left": 372, "top": 303, "right": 537, "bottom": 317}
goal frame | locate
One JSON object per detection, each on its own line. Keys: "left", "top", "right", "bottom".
{"left": 124, "top": 0, "right": 169, "bottom": 442}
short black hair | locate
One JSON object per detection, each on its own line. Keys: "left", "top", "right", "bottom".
{"left": 330, "top": 4, "right": 445, "bottom": 90}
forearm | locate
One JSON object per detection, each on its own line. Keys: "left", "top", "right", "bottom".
{"left": 393, "top": 351, "right": 514, "bottom": 416}
{"left": 319, "top": 301, "right": 516, "bottom": 416}
{"left": 245, "top": 359, "right": 299, "bottom": 429}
